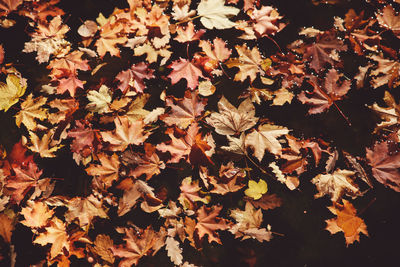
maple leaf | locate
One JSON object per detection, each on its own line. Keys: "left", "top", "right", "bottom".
{"left": 226, "top": 44, "right": 266, "bottom": 82}
{"left": 303, "top": 32, "right": 347, "bottom": 70}
{"left": 230, "top": 202, "right": 272, "bottom": 242}
{"left": 67, "top": 120, "right": 96, "bottom": 158}
{"left": 15, "top": 94, "right": 47, "bottom": 131}
{"left": 23, "top": 16, "right": 70, "bottom": 63}
{"left": 165, "top": 237, "right": 183, "bottom": 266}
{"left": 56, "top": 74, "right": 84, "bottom": 97}
{"left": 86, "top": 153, "right": 120, "bottom": 188}
{"left": 249, "top": 6, "right": 283, "bottom": 37}
{"left": 117, "top": 179, "right": 163, "bottom": 216}
{"left": 201, "top": 162, "right": 245, "bottom": 195}
{"left": 17, "top": 0, "right": 65, "bottom": 22}
{"left": 116, "top": 62, "right": 155, "bottom": 94}
{"left": 48, "top": 50, "right": 90, "bottom": 78}
{"left": 366, "top": 141, "right": 400, "bottom": 192}
{"left": 369, "top": 91, "right": 400, "bottom": 132}
{"left": 168, "top": 58, "right": 205, "bottom": 90}
{"left": 246, "top": 124, "right": 289, "bottom": 160}
{"left": 112, "top": 226, "right": 165, "bottom": 267}
{"left": 178, "top": 177, "right": 209, "bottom": 210}
{"left": 311, "top": 169, "right": 360, "bottom": 202}
{"left": 5, "top": 162, "right": 42, "bottom": 204}
{"left": 162, "top": 90, "right": 207, "bottom": 129}
{"left": 87, "top": 85, "right": 112, "bottom": 114}
{"left": 174, "top": 21, "right": 205, "bottom": 43}
{"left": 199, "top": 37, "right": 231, "bottom": 63}
{"left": 368, "top": 55, "right": 400, "bottom": 89}
{"left": 197, "top": 0, "right": 240, "bottom": 29}
{"left": 34, "top": 217, "right": 70, "bottom": 259}
{"left": 325, "top": 200, "right": 368, "bottom": 246}
{"left": 64, "top": 195, "right": 108, "bottom": 228}
{"left": 244, "top": 193, "right": 282, "bottom": 211}
{"left": 245, "top": 179, "right": 268, "bottom": 200}
{"left": 377, "top": 5, "right": 400, "bottom": 39}
{"left": 25, "top": 130, "right": 62, "bottom": 158}
{"left": 96, "top": 22, "right": 128, "bottom": 58}
{"left": 0, "top": 0, "right": 23, "bottom": 16}
{"left": 195, "top": 205, "right": 229, "bottom": 244}
{"left": 101, "top": 116, "right": 149, "bottom": 151}
{"left": 298, "top": 69, "right": 351, "bottom": 114}
{"left": 0, "top": 74, "right": 27, "bottom": 112}
{"left": 206, "top": 96, "right": 258, "bottom": 135}
{"left": 124, "top": 143, "right": 165, "bottom": 181}
{"left": 156, "top": 123, "right": 213, "bottom": 165}
{"left": 221, "top": 133, "right": 247, "bottom": 157}
{"left": 92, "top": 234, "right": 115, "bottom": 264}
{"left": 20, "top": 200, "right": 54, "bottom": 228}
{"left": 124, "top": 94, "right": 151, "bottom": 122}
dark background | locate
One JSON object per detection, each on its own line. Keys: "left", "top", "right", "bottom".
{"left": 1, "top": 0, "right": 400, "bottom": 266}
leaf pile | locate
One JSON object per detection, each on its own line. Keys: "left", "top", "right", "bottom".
{"left": 0, "top": 0, "right": 400, "bottom": 266}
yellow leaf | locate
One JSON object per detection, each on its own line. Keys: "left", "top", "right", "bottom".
{"left": 0, "top": 74, "right": 27, "bottom": 112}
{"left": 245, "top": 179, "right": 268, "bottom": 200}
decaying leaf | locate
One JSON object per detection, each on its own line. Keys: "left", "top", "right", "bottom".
{"left": 325, "top": 200, "right": 368, "bottom": 246}
{"left": 206, "top": 96, "right": 258, "bottom": 135}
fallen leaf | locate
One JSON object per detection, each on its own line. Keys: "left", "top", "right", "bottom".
{"left": 246, "top": 124, "right": 289, "bottom": 160}
{"left": 34, "top": 217, "right": 70, "bottom": 259}
{"left": 101, "top": 116, "right": 149, "bottom": 151}
{"left": 165, "top": 237, "right": 183, "bottom": 266}
{"left": 366, "top": 141, "right": 400, "bottom": 192}
{"left": 0, "top": 74, "right": 27, "bottom": 112}
{"left": 244, "top": 179, "right": 268, "bottom": 200}
{"left": 226, "top": 44, "right": 265, "bottom": 82}
{"left": 325, "top": 200, "right": 368, "bottom": 246}
{"left": 162, "top": 90, "right": 207, "bottom": 129}
{"left": 195, "top": 205, "right": 229, "bottom": 244}
{"left": 20, "top": 200, "right": 54, "bottom": 228}
{"left": 206, "top": 96, "right": 258, "bottom": 135}
{"left": 311, "top": 169, "right": 360, "bottom": 202}
{"left": 197, "top": 0, "right": 239, "bottom": 29}
{"left": 168, "top": 58, "right": 205, "bottom": 90}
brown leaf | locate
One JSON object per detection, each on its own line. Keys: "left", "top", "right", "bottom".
{"left": 366, "top": 141, "right": 400, "bottom": 192}
{"left": 229, "top": 202, "right": 272, "bottom": 242}
{"left": 377, "top": 5, "right": 400, "bottom": 38}
{"left": 20, "top": 200, "right": 54, "bottom": 228}
{"left": 162, "top": 90, "right": 207, "bottom": 129}
{"left": 116, "top": 62, "right": 154, "bottom": 94}
{"left": 92, "top": 234, "right": 115, "bottom": 264}
{"left": 34, "top": 217, "right": 70, "bottom": 259}
{"left": 246, "top": 124, "right": 289, "bottom": 160}
{"left": 165, "top": 237, "right": 183, "bottom": 265}
{"left": 298, "top": 69, "right": 351, "bottom": 114}
{"left": 206, "top": 96, "right": 258, "bottom": 135}
{"left": 244, "top": 193, "right": 282, "bottom": 211}
{"left": 6, "top": 162, "right": 42, "bottom": 204}
{"left": 226, "top": 44, "right": 265, "bottom": 82}
{"left": 195, "top": 205, "right": 229, "bottom": 244}
{"left": 303, "top": 32, "right": 347, "bottom": 71}
{"left": 86, "top": 153, "right": 120, "bottom": 188}
{"left": 0, "top": 213, "right": 14, "bottom": 243}
{"left": 112, "top": 226, "right": 165, "bottom": 267}
{"left": 126, "top": 143, "right": 165, "bottom": 181}
{"left": 168, "top": 58, "right": 205, "bottom": 90}
{"left": 311, "top": 169, "right": 360, "bottom": 202}
{"left": 325, "top": 200, "right": 368, "bottom": 246}
{"left": 101, "top": 116, "right": 149, "bottom": 151}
